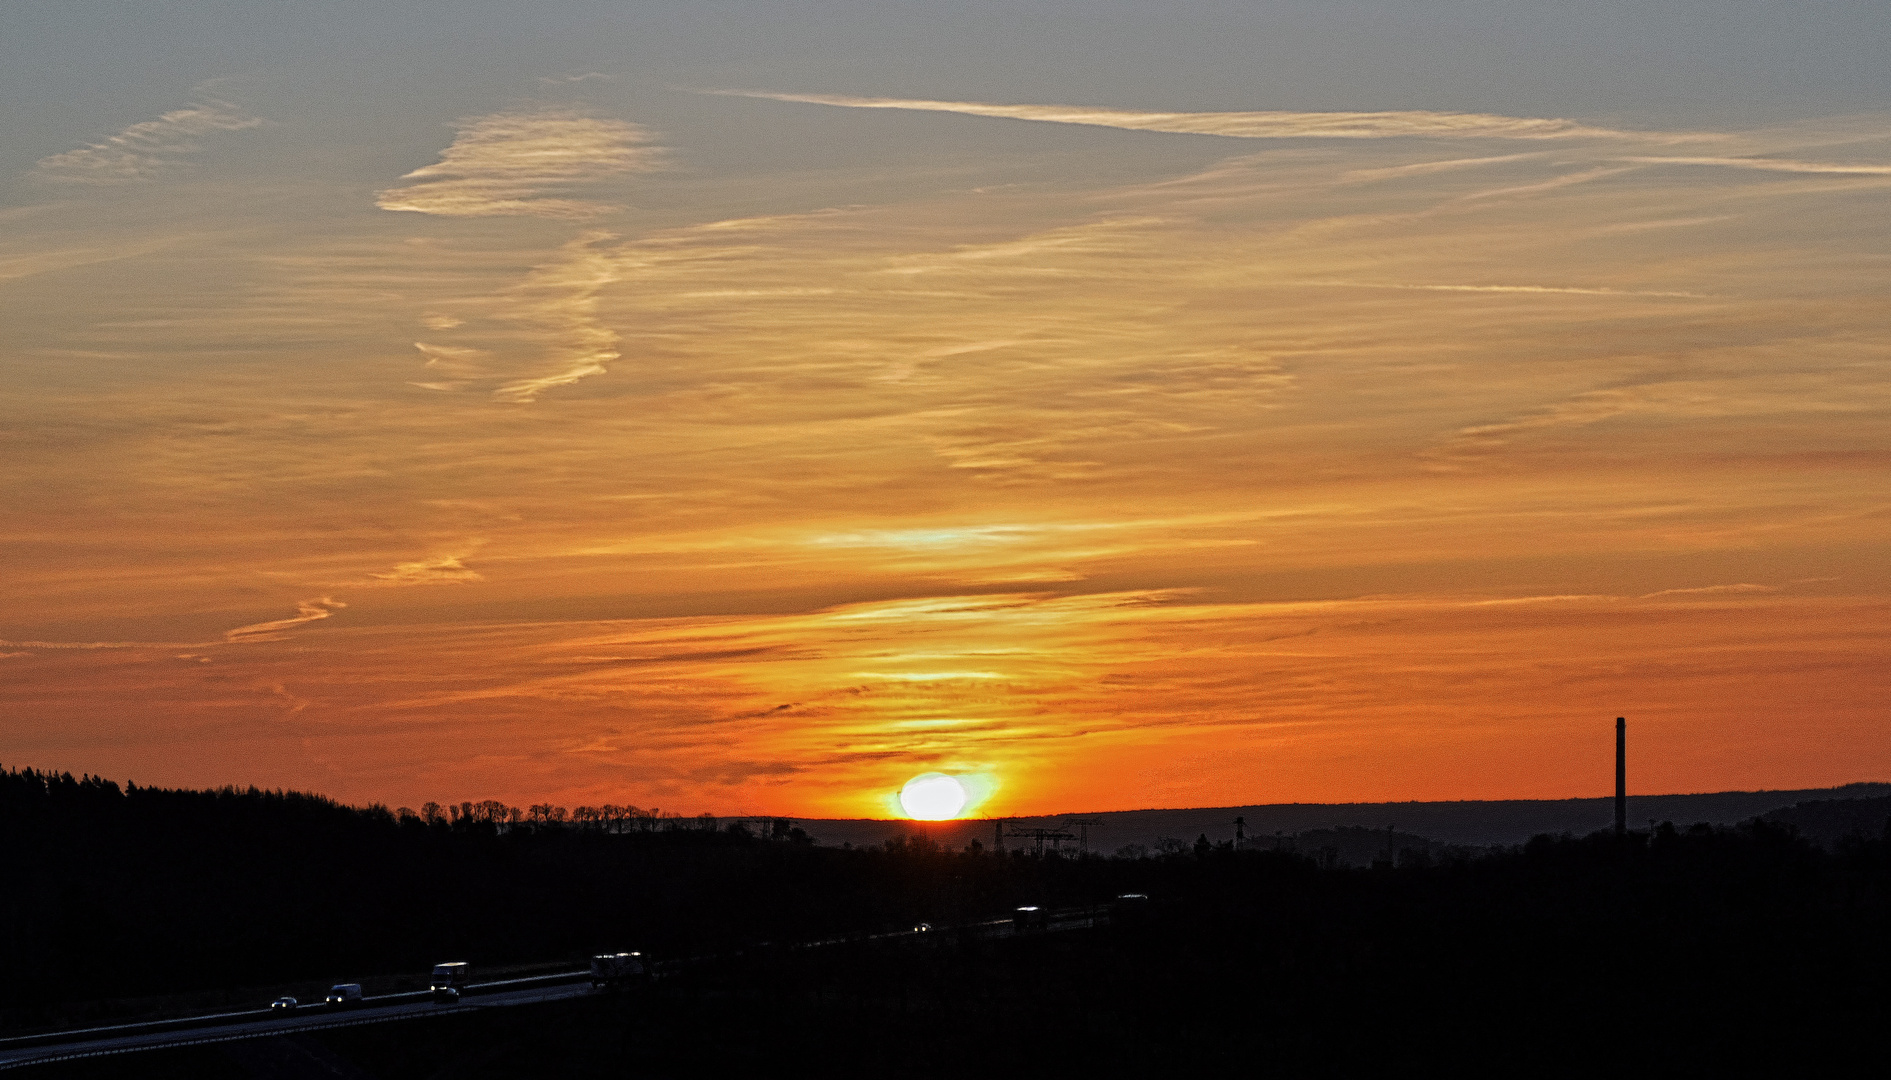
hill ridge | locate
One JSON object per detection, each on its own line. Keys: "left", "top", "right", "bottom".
{"left": 798, "top": 782, "right": 1891, "bottom": 851}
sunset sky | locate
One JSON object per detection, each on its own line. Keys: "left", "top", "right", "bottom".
{"left": 4, "top": 2, "right": 1888, "bottom": 818}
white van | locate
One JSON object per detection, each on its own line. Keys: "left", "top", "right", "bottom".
{"left": 430, "top": 962, "right": 471, "bottom": 1003}
{"left": 324, "top": 983, "right": 364, "bottom": 1007}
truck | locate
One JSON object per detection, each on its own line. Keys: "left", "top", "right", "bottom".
{"left": 323, "top": 983, "right": 364, "bottom": 1007}
{"left": 1013, "top": 905, "right": 1050, "bottom": 933}
{"left": 589, "top": 952, "right": 647, "bottom": 989}
{"left": 429, "top": 961, "right": 471, "bottom": 1003}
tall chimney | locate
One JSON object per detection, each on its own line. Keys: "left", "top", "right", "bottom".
{"left": 1615, "top": 717, "right": 1627, "bottom": 837}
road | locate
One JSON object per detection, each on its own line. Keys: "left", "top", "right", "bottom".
{"left": 0, "top": 977, "right": 594, "bottom": 1071}
{"left": 0, "top": 906, "right": 1107, "bottom": 1071}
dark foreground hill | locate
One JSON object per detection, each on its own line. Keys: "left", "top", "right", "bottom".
{"left": 8, "top": 762, "right": 1891, "bottom": 1074}
{"left": 30, "top": 822, "right": 1891, "bottom": 1078}
{"left": 799, "top": 782, "right": 1891, "bottom": 853}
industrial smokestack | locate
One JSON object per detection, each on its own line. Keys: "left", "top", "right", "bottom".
{"left": 1615, "top": 717, "right": 1627, "bottom": 837}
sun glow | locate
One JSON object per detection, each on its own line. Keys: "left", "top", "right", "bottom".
{"left": 897, "top": 773, "right": 969, "bottom": 820}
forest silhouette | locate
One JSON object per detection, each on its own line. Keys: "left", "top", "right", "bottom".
{"left": 6, "top": 765, "right": 1890, "bottom": 1073}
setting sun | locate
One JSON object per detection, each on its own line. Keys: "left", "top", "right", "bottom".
{"left": 897, "top": 774, "right": 968, "bottom": 821}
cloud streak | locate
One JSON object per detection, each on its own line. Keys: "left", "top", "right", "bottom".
{"left": 407, "top": 231, "right": 623, "bottom": 401}
{"left": 33, "top": 99, "right": 264, "bottom": 183}
{"left": 0, "top": 597, "right": 352, "bottom": 651}
{"left": 224, "top": 598, "right": 347, "bottom": 642}
{"left": 376, "top": 108, "right": 663, "bottom": 218}
{"left": 1290, "top": 280, "right": 1712, "bottom": 299}
{"left": 708, "top": 90, "right": 1711, "bottom": 143}
{"left": 492, "top": 232, "right": 623, "bottom": 401}
{"left": 369, "top": 555, "right": 484, "bottom": 586}
{"left": 1626, "top": 155, "right": 1891, "bottom": 176}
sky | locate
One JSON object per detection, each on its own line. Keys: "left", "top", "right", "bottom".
{"left": 3, "top": 1, "right": 1888, "bottom": 818}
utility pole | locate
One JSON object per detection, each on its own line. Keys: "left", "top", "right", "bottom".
{"left": 1005, "top": 824, "right": 1075, "bottom": 855}
{"left": 1615, "top": 717, "right": 1627, "bottom": 837}
{"left": 1064, "top": 818, "right": 1098, "bottom": 854}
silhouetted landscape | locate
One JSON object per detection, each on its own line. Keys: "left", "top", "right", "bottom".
{"left": 11, "top": 0, "right": 1891, "bottom": 1073}
{"left": 7, "top": 765, "right": 1891, "bottom": 1075}
{"left": 800, "top": 783, "right": 1891, "bottom": 856}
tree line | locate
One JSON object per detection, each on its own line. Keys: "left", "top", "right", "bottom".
{"left": 399, "top": 797, "right": 790, "bottom": 838}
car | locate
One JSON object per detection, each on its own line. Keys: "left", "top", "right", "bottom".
{"left": 432, "top": 985, "right": 461, "bottom": 1004}
{"left": 324, "top": 983, "right": 364, "bottom": 1007}
{"left": 912, "top": 922, "right": 933, "bottom": 933}
{"left": 269, "top": 996, "right": 298, "bottom": 1011}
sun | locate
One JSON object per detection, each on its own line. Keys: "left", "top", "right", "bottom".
{"left": 898, "top": 773, "right": 968, "bottom": 820}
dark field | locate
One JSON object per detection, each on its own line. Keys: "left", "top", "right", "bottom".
{"left": 8, "top": 768, "right": 1891, "bottom": 1075}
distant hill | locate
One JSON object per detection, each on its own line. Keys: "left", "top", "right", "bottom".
{"left": 797, "top": 783, "right": 1891, "bottom": 853}
{"left": 1761, "top": 795, "right": 1891, "bottom": 850}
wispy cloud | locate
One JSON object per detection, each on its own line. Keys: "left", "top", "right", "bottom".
{"left": 1640, "top": 583, "right": 1778, "bottom": 599}
{"left": 368, "top": 555, "right": 484, "bottom": 586}
{"left": 32, "top": 99, "right": 264, "bottom": 183}
{"left": 1589, "top": 215, "right": 1735, "bottom": 235}
{"left": 407, "top": 232, "right": 623, "bottom": 401}
{"left": 1339, "top": 154, "right": 1542, "bottom": 182}
{"left": 707, "top": 89, "right": 1711, "bottom": 143}
{"left": 0, "top": 598, "right": 354, "bottom": 654}
{"left": 1429, "top": 388, "right": 1672, "bottom": 461}
{"left": 1626, "top": 155, "right": 1891, "bottom": 176}
{"left": 1457, "top": 165, "right": 1638, "bottom": 200}
{"left": 0, "top": 638, "right": 196, "bottom": 651}
{"left": 0, "top": 242, "right": 176, "bottom": 282}
{"left": 1289, "top": 280, "right": 1711, "bottom": 299}
{"left": 408, "top": 342, "right": 490, "bottom": 391}
{"left": 224, "top": 598, "right": 347, "bottom": 641}
{"left": 492, "top": 232, "right": 622, "bottom": 401}
{"left": 375, "top": 108, "right": 662, "bottom": 218}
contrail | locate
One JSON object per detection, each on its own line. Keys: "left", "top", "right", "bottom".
{"left": 703, "top": 89, "right": 1717, "bottom": 143}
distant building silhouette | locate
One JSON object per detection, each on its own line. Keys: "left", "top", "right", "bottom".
{"left": 1616, "top": 717, "right": 1627, "bottom": 836}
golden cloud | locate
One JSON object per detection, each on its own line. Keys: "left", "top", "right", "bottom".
{"left": 375, "top": 108, "right": 663, "bottom": 218}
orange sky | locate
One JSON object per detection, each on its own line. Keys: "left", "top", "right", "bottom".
{"left": 4, "top": 14, "right": 1890, "bottom": 816}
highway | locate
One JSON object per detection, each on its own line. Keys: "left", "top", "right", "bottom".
{"left": 0, "top": 976, "right": 594, "bottom": 1071}
{"left": 0, "top": 906, "right": 1107, "bottom": 1071}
